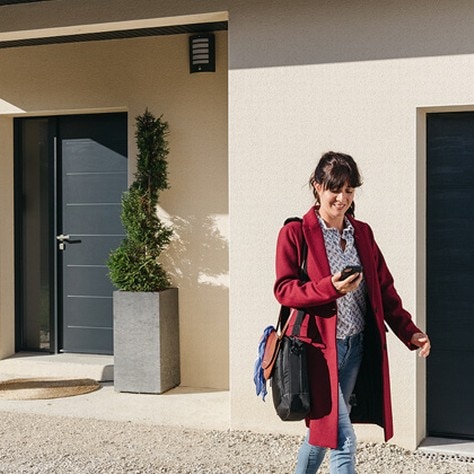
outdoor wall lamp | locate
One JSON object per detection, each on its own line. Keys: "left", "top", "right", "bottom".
{"left": 189, "top": 33, "right": 215, "bottom": 73}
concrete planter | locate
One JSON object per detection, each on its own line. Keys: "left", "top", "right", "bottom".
{"left": 113, "top": 288, "right": 180, "bottom": 394}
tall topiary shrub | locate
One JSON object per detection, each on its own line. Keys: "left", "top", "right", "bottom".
{"left": 108, "top": 109, "right": 173, "bottom": 291}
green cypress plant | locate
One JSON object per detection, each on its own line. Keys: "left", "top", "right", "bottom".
{"left": 107, "top": 109, "right": 173, "bottom": 291}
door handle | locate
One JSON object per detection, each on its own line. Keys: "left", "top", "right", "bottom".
{"left": 56, "top": 234, "right": 82, "bottom": 244}
{"left": 56, "top": 234, "right": 70, "bottom": 242}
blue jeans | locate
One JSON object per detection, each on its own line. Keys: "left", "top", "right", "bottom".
{"left": 295, "top": 332, "right": 364, "bottom": 474}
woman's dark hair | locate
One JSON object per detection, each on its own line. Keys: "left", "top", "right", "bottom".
{"left": 309, "top": 151, "right": 363, "bottom": 216}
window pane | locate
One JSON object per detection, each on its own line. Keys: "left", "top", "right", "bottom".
{"left": 18, "top": 118, "right": 51, "bottom": 351}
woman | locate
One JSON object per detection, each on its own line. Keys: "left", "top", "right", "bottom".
{"left": 274, "top": 151, "right": 430, "bottom": 474}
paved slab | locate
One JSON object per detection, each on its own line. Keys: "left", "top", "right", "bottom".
{"left": 0, "top": 353, "right": 230, "bottom": 432}
{"left": 0, "top": 352, "right": 114, "bottom": 382}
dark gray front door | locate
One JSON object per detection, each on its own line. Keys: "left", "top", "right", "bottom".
{"left": 59, "top": 115, "right": 127, "bottom": 354}
{"left": 14, "top": 113, "right": 127, "bottom": 354}
{"left": 427, "top": 111, "right": 474, "bottom": 439}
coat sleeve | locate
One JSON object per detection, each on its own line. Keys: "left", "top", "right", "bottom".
{"left": 274, "top": 222, "right": 340, "bottom": 308}
{"left": 368, "top": 226, "right": 421, "bottom": 350}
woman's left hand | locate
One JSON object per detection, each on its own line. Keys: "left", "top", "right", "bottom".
{"left": 411, "top": 332, "right": 431, "bottom": 358}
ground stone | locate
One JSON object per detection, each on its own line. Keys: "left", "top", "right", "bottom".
{"left": 0, "top": 411, "right": 472, "bottom": 473}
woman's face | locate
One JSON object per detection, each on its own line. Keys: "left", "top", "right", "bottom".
{"left": 314, "top": 181, "right": 355, "bottom": 222}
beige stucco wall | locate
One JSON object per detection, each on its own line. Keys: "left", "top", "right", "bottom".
{"left": 0, "top": 31, "right": 229, "bottom": 390}
{"left": 1, "top": 0, "right": 474, "bottom": 451}
{"left": 226, "top": 0, "right": 474, "bottom": 450}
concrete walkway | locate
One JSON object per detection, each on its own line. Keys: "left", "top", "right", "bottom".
{"left": 0, "top": 352, "right": 229, "bottom": 431}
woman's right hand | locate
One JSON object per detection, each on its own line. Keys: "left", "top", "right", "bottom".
{"left": 331, "top": 272, "right": 363, "bottom": 295}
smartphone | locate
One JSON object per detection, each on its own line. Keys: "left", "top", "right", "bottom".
{"left": 340, "top": 265, "right": 362, "bottom": 280}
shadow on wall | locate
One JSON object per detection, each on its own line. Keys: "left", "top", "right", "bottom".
{"left": 230, "top": 0, "right": 474, "bottom": 69}
{"left": 162, "top": 213, "right": 229, "bottom": 389}
{"left": 166, "top": 214, "right": 228, "bottom": 287}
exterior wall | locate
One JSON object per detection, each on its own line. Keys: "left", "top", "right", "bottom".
{"left": 227, "top": 0, "right": 474, "bottom": 450}
{"left": 0, "top": 31, "right": 229, "bottom": 390}
{"left": 1, "top": 0, "right": 474, "bottom": 451}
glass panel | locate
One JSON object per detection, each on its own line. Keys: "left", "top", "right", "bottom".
{"left": 18, "top": 118, "right": 52, "bottom": 351}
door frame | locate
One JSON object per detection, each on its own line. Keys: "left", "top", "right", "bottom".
{"left": 417, "top": 105, "right": 474, "bottom": 441}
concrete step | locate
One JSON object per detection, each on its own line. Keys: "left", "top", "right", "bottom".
{"left": 419, "top": 437, "right": 474, "bottom": 458}
{"left": 0, "top": 352, "right": 113, "bottom": 382}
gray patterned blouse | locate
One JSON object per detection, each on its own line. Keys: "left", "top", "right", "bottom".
{"left": 317, "top": 214, "right": 367, "bottom": 339}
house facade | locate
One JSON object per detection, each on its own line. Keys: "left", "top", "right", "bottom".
{"left": 0, "top": 0, "right": 473, "bottom": 450}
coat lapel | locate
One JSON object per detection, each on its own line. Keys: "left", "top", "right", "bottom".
{"left": 349, "top": 216, "right": 378, "bottom": 307}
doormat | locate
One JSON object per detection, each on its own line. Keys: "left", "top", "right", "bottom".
{"left": 0, "top": 378, "right": 101, "bottom": 400}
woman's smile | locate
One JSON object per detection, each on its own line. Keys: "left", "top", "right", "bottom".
{"left": 333, "top": 201, "right": 347, "bottom": 210}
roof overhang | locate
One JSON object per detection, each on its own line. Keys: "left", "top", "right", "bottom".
{"left": 0, "top": 12, "right": 228, "bottom": 48}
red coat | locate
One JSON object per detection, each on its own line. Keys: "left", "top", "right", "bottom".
{"left": 274, "top": 207, "right": 421, "bottom": 449}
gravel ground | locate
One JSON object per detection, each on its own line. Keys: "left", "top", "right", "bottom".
{"left": 0, "top": 411, "right": 472, "bottom": 473}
